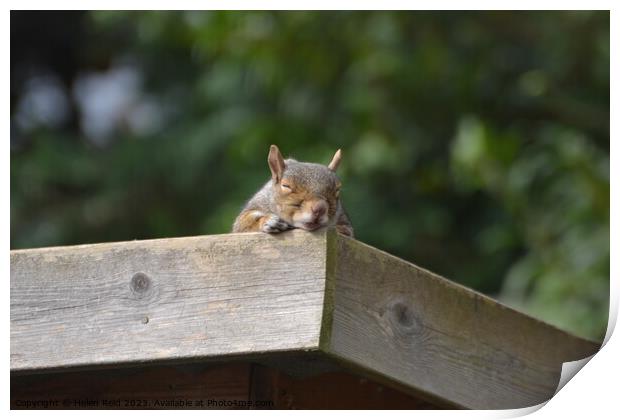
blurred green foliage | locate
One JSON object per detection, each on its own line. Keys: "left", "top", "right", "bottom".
{"left": 10, "top": 11, "right": 609, "bottom": 340}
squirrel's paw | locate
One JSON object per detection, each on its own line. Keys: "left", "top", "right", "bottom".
{"left": 262, "top": 215, "right": 291, "bottom": 234}
{"left": 336, "top": 224, "right": 354, "bottom": 237}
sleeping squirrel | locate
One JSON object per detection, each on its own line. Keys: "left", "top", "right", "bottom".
{"left": 232, "top": 145, "right": 354, "bottom": 237}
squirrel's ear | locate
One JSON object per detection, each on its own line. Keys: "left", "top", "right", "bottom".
{"left": 328, "top": 149, "right": 342, "bottom": 172}
{"left": 268, "top": 145, "right": 286, "bottom": 183}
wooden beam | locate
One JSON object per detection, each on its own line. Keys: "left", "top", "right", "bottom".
{"left": 11, "top": 232, "right": 328, "bottom": 372}
{"left": 11, "top": 362, "right": 255, "bottom": 410}
{"left": 11, "top": 361, "right": 438, "bottom": 409}
{"left": 320, "top": 233, "right": 600, "bottom": 409}
{"left": 11, "top": 229, "right": 600, "bottom": 409}
{"left": 249, "top": 364, "right": 438, "bottom": 409}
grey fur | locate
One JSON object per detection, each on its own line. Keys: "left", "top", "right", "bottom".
{"left": 262, "top": 214, "right": 292, "bottom": 233}
{"left": 234, "top": 158, "right": 353, "bottom": 236}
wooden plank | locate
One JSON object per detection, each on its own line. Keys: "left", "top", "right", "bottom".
{"left": 11, "top": 360, "right": 438, "bottom": 410}
{"left": 11, "top": 362, "right": 257, "bottom": 409}
{"left": 321, "top": 232, "right": 601, "bottom": 409}
{"left": 11, "top": 231, "right": 328, "bottom": 372}
{"left": 249, "top": 364, "right": 439, "bottom": 409}
{"left": 11, "top": 229, "right": 602, "bottom": 409}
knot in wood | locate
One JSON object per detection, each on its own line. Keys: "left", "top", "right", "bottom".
{"left": 385, "top": 298, "right": 423, "bottom": 338}
{"left": 130, "top": 272, "right": 151, "bottom": 294}
{"left": 393, "top": 302, "right": 415, "bottom": 327}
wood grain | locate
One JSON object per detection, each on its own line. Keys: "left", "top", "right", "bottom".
{"left": 11, "top": 229, "right": 602, "bottom": 409}
{"left": 249, "top": 364, "right": 438, "bottom": 409}
{"left": 11, "top": 362, "right": 255, "bottom": 409}
{"left": 320, "top": 232, "right": 600, "bottom": 409}
{"left": 11, "top": 231, "right": 328, "bottom": 372}
{"left": 11, "top": 360, "right": 438, "bottom": 410}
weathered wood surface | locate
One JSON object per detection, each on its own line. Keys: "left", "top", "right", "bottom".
{"left": 10, "top": 229, "right": 601, "bottom": 409}
{"left": 321, "top": 233, "right": 601, "bottom": 409}
{"left": 11, "top": 232, "right": 327, "bottom": 372}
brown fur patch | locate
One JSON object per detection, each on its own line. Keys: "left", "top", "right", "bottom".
{"left": 275, "top": 177, "right": 339, "bottom": 225}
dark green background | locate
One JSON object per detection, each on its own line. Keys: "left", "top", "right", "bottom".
{"left": 10, "top": 11, "right": 609, "bottom": 340}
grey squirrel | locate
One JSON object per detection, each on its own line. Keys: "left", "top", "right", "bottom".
{"left": 232, "top": 145, "right": 354, "bottom": 237}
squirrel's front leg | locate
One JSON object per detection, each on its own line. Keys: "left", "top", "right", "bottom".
{"left": 335, "top": 223, "right": 354, "bottom": 237}
{"left": 233, "top": 210, "right": 292, "bottom": 234}
{"left": 260, "top": 213, "right": 292, "bottom": 233}
{"left": 334, "top": 209, "right": 354, "bottom": 237}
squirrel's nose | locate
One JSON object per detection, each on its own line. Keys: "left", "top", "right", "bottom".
{"left": 311, "top": 202, "right": 327, "bottom": 218}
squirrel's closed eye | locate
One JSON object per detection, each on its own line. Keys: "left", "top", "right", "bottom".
{"left": 281, "top": 184, "right": 293, "bottom": 193}
{"left": 290, "top": 202, "right": 302, "bottom": 208}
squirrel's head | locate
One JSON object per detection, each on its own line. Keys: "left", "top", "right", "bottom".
{"left": 268, "top": 145, "right": 343, "bottom": 232}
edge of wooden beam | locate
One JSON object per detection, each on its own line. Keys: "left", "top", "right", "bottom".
{"left": 319, "top": 231, "right": 601, "bottom": 409}
{"left": 11, "top": 228, "right": 603, "bottom": 409}
{"left": 11, "top": 231, "right": 329, "bottom": 373}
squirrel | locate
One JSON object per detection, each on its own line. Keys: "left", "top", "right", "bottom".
{"left": 232, "top": 145, "right": 354, "bottom": 237}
